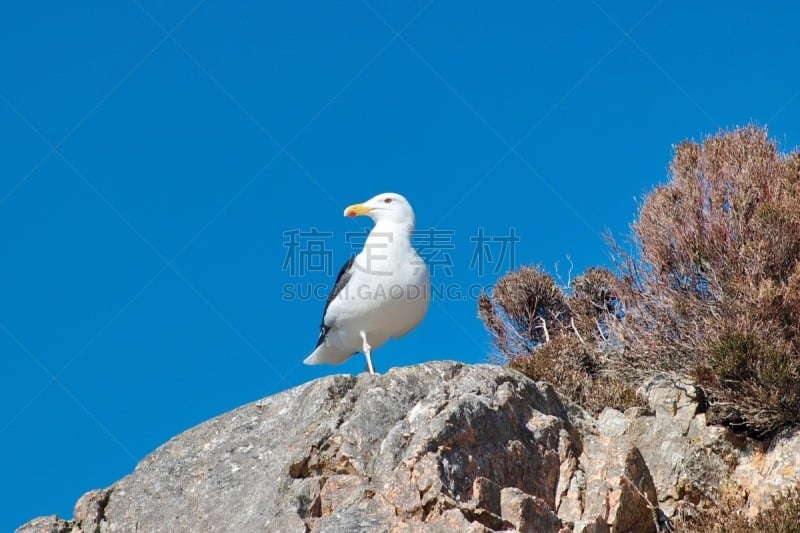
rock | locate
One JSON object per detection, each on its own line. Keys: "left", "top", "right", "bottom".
{"left": 733, "top": 429, "right": 800, "bottom": 515}
{"left": 500, "top": 487, "right": 562, "bottom": 533}
{"left": 17, "top": 362, "right": 578, "bottom": 533}
{"left": 591, "top": 374, "right": 800, "bottom": 522}
{"left": 625, "top": 376, "right": 740, "bottom": 516}
{"left": 596, "top": 408, "right": 630, "bottom": 437}
{"left": 72, "top": 488, "right": 111, "bottom": 532}
{"left": 15, "top": 516, "right": 71, "bottom": 533}
{"left": 16, "top": 361, "right": 800, "bottom": 532}
{"left": 557, "top": 433, "right": 658, "bottom": 533}
{"left": 572, "top": 516, "right": 609, "bottom": 533}
{"left": 472, "top": 476, "right": 502, "bottom": 515}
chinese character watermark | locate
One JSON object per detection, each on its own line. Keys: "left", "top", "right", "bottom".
{"left": 282, "top": 226, "right": 521, "bottom": 298}
{"left": 413, "top": 228, "right": 456, "bottom": 276}
{"left": 469, "top": 227, "right": 520, "bottom": 276}
{"left": 282, "top": 227, "right": 334, "bottom": 276}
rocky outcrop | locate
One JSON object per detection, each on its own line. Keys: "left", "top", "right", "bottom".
{"left": 16, "top": 362, "right": 800, "bottom": 532}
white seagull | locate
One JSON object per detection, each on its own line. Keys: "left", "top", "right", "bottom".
{"left": 304, "top": 192, "right": 430, "bottom": 374}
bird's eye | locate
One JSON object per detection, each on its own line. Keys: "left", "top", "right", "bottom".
{"left": 384, "top": 197, "right": 393, "bottom": 204}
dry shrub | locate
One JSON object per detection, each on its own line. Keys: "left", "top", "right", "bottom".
{"left": 673, "top": 488, "right": 800, "bottom": 532}
{"left": 609, "top": 125, "right": 800, "bottom": 437}
{"left": 479, "top": 266, "right": 571, "bottom": 359}
{"left": 480, "top": 126, "right": 800, "bottom": 437}
{"left": 480, "top": 265, "right": 644, "bottom": 413}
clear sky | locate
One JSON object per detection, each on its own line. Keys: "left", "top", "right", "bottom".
{"left": 2, "top": 2, "right": 799, "bottom": 529}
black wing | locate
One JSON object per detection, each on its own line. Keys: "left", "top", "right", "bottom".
{"left": 315, "top": 255, "right": 356, "bottom": 348}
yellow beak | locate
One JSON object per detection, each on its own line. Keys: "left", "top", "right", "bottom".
{"left": 344, "top": 203, "right": 373, "bottom": 217}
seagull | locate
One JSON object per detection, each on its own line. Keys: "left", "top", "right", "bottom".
{"left": 303, "top": 192, "right": 430, "bottom": 374}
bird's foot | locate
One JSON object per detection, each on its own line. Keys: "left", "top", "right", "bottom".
{"left": 360, "top": 331, "right": 376, "bottom": 374}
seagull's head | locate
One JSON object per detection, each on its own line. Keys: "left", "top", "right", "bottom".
{"left": 344, "top": 192, "right": 415, "bottom": 226}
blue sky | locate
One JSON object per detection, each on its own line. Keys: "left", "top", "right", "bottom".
{"left": 2, "top": 2, "right": 799, "bottom": 529}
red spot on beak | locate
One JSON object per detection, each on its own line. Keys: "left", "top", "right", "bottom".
{"left": 347, "top": 209, "right": 356, "bottom": 217}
